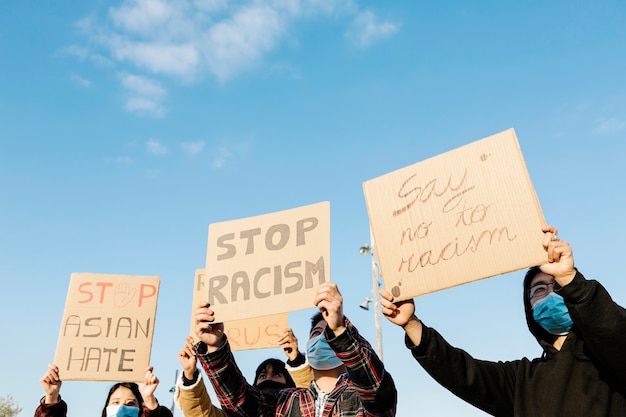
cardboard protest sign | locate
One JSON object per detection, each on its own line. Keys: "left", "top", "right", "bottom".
{"left": 189, "top": 269, "right": 289, "bottom": 351}
{"left": 205, "top": 201, "right": 330, "bottom": 322}
{"left": 54, "top": 273, "right": 160, "bottom": 381}
{"left": 363, "top": 128, "right": 546, "bottom": 300}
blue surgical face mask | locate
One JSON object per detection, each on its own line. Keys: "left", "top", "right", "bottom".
{"left": 306, "top": 334, "right": 343, "bottom": 370}
{"left": 105, "top": 405, "right": 140, "bottom": 417}
{"left": 532, "top": 291, "right": 573, "bottom": 336}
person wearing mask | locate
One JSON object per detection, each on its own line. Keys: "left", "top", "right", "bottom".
{"left": 175, "top": 336, "right": 303, "bottom": 417}
{"left": 380, "top": 224, "right": 626, "bottom": 416}
{"left": 193, "top": 282, "right": 397, "bottom": 417}
{"left": 35, "top": 364, "right": 172, "bottom": 417}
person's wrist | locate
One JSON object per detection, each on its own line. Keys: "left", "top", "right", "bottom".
{"left": 143, "top": 396, "right": 158, "bottom": 410}
{"left": 44, "top": 393, "right": 60, "bottom": 404}
{"left": 183, "top": 368, "right": 196, "bottom": 380}
{"left": 555, "top": 270, "right": 576, "bottom": 287}
{"left": 402, "top": 315, "right": 420, "bottom": 330}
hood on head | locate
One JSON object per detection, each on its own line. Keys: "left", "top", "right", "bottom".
{"left": 523, "top": 266, "right": 557, "bottom": 346}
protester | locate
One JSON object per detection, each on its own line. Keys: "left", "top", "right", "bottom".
{"left": 35, "top": 363, "right": 172, "bottom": 417}
{"left": 380, "top": 224, "right": 626, "bottom": 416}
{"left": 277, "top": 327, "right": 314, "bottom": 388}
{"left": 193, "top": 282, "right": 397, "bottom": 417}
{"left": 175, "top": 335, "right": 303, "bottom": 417}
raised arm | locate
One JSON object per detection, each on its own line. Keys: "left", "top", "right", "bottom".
{"left": 193, "top": 302, "right": 276, "bottom": 417}
{"left": 278, "top": 328, "right": 313, "bottom": 388}
{"left": 317, "top": 282, "right": 397, "bottom": 417}
{"left": 542, "top": 226, "right": 626, "bottom": 386}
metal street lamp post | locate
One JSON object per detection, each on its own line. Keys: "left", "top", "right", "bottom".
{"left": 359, "top": 231, "right": 383, "bottom": 360}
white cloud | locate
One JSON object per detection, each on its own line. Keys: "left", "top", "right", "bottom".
{"left": 194, "top": 0, "right": 228, "bottom": 13}
{"left": 119, "top": 73, "right": 167, "bottom": 117}
{"left": 209, "top": 139, "right": 252, "bottom": 168}
{"left": 299, "top": 0, "right": 358, "bottom": 16}
{"left": 110, "top": 38, "right": 200, "bottom": 77}
{"left": 115, "top": 156, "right": 134, "bottom": 165}
{"left": 181, "top": 140, "right": 205, "bottom": 156}
{"left": 593, "top": 117, "right": 626, "bottom": 134}
{"left": 120, "top": 73, "right": 165, "bottom": 96}
{"left": 345, "top": 10, "right": 399, "bottom": 48}
{"left": 64, "top": 45, "right": 90, "bottom": 60}
{"left": 212, "top": 145, "right": 232, "bottom": 169}
{"left": 68, "top": 1, "right": 397, "bottom": 113}
{"left": 109, "top": 0, "right": 173, "bottom": 35}
{"left": 201, "top": 4, "right": 286, "bottom": 81}
{"left": 69, "top": 73, "right": 92, "bottom": 88}
{"left": 146, "top": 139, "right": 169, "bottom": 155}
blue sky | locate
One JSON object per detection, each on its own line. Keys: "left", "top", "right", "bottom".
{"left": 1, "top": 1, "right": 625, "bottom": 416}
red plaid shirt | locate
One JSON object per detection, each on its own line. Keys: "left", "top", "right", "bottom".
{"left": 195, "top": 318, "right": 397, "bottom": 417}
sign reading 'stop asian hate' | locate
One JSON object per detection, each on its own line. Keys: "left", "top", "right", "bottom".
{"left": 205, "top": 202, "right": 330, "bottom": 322}
{"left": 54, "top": 273, "right": 160, "bottom": 382}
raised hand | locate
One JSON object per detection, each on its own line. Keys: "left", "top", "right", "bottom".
{"left": 194, "top": 302, "right": 225, "bottom": 352}
{"left": 140, "top": 366, "right": 160, "bottom": 410}
{"left": 40, "top": 363, "right": 62, "bottom": 404}
{"left": 313, "top": 282, "right": 345, "bottom": 335}
{"left": 277, "top": 328, "right": 300, "bottom": 362}
{"left": 379, "top": 288, "right": 423, "bottom": 346}
{"left": 539, "top": 225, "right": 576, "bottom": 286}
{"left": 178, "top": 336, "right": 198, "bottom": 380}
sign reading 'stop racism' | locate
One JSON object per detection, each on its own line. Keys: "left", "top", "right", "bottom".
{"left": 205, "top": 202, "right": 330, "bottom": 322}
{"left": 189, "top": 268, "right": 289, "bottom": 351}
{"left": 363, "top": 129, "right": 546, "bottom": 300}
{"left": 54, "top": 273, "right": 160, "bottom": 381}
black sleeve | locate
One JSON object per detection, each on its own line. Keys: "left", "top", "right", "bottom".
{"left": 409, "top": 325, "right": 520, "bottom": 416}
{"left": 559, "top": 271, "right": 626, "bottom": 388}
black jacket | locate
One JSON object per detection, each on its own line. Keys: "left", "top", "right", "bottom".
{"left": 407, "top": 271, "right": 626, "bottom": 416}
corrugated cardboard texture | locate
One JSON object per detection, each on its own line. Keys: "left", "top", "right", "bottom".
{"left": 205, "top": 201, "right": 330, "bottom": 322}
{"left": 54, "top": 273, "right": 160, "bottom": 381}
{"left": 189, "top": 268, "right": 289, "bottom": 351}
{"left": 363, "top": 129, "right": 546, "bottom": 300}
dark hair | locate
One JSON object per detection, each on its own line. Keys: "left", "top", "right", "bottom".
{"left": 254, "top": 358, "right": 296, "bottom": 388}
{"left": 523, "top": 266, "right": 557, "bottom": 345}
{"left": 310, "top": 312, "right": 324, "bottom": 332}
{"left": 101, "top": 382, "right": 143, "bottom": 417}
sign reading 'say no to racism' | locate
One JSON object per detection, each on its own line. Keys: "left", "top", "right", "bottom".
{"left": 205, "top": 202, "right": 330, "bottom": 322}
{"left": 363, "top": 129, "right": 546, "bottom": 301}
{"left": 54, "top": 273, "right": 160, "bottom": 382}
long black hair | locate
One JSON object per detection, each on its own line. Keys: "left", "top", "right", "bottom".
{"left": 101, "top": 382, "right": 143, "bottom": 417}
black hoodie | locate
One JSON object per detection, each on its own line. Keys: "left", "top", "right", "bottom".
{"left": 406, "top": 270, "right": 626, "bottom": 416}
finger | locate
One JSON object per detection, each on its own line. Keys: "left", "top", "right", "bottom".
{"left": 378, "top": 296, "right": 394, "bottom": 309}
{"left": 541, "top": 224, "right": 558, "bottom": 235}
{"left": 546, "top": 239, "right": 563, "bottom": 263}
{"left": 380, "top": 304, "right": 398, "bottom": 317}
{"left": 379, "top": 288, "right": 394, "bottom": 301}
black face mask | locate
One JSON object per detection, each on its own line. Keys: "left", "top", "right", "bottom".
{"left": 256, "top": 379, "right": 289, "bottom": 393}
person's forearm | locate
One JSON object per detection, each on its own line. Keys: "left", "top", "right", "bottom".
{"left": 44, "top": 393, "right": 60, "bottom": 404}
{"left": 143, "top": 395, "right": 159, "bottom": 410}
{"left": 403, "top": 315, "right": 423, "bottom": 347}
